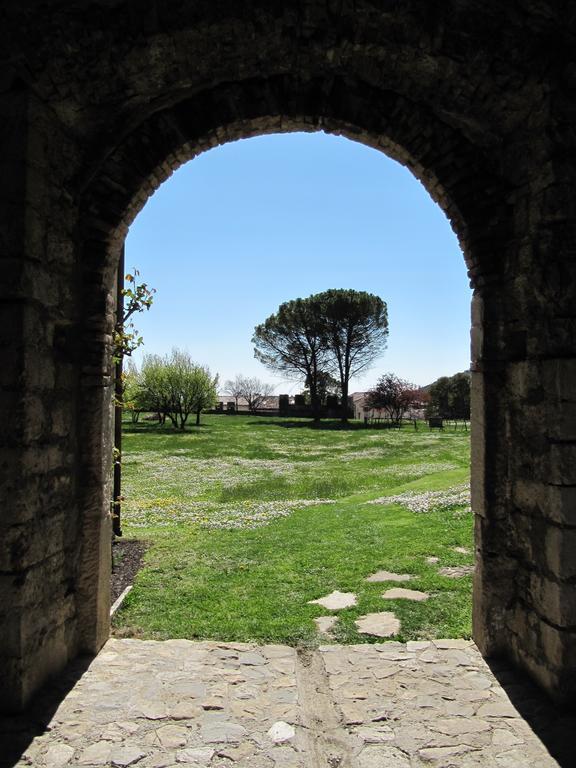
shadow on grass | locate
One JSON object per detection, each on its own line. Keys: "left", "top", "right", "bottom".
{"left": 247, "top": 419, "right": 368, "bottom": 431}
{"left": 485, "top": 655, "right": 576, "bottom": 767}
{"left": 123, "top": 422, "right": 213, "bottom": 436}
{"left": 0, "top": 656, "right": 94, "bottom": 768}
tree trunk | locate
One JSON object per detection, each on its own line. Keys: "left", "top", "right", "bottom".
{"left": 310, "top": 386, "right": 321, "bottom": 423}
{"left": 340, "top": 381, "right": 349, "bottom": 422}
{"left": 196, "top": 407, "right": 201, "bottom": 426}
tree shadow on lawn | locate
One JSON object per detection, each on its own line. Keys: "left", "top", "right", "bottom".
{"left": 123, "top": 423, "right": 213, "bottom": 436}
{"left": 247, "top": 419, "right": 367, "bottom": 431}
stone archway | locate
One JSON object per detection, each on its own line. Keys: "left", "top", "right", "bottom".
{"left": 1, "top": 1, "right": 575, "bottom": 712}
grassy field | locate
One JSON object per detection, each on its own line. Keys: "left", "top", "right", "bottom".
{"left": 114, "top": 415, "right": 473, "bottom": 646}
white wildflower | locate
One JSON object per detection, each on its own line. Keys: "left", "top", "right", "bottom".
{"left": 367, "top": 483, "right": 471, "bottom": 514}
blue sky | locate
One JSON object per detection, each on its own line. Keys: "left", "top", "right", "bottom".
{"left": 126, "top": 132, "right": 471, "bottom": 392}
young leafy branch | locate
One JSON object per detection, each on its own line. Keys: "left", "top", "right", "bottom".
{"left": 113, "top": 269, "right": 156, "bottom": 363}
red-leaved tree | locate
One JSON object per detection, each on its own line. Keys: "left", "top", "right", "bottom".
{"left": 366, "top": 373, "right": 420, "bottom": 423}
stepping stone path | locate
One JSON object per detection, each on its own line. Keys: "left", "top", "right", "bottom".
{"left": 426, "top": 553, "right": 475, "bottom": 579}
{"left": 2, "top": 637, "right": 563, "bottom": 767}
{"left": 382, "top": 588, "right": 429, "bottom": 602}
{"left": 355, "top": 611, "right": 401, "bottom": 638}
{"left": 314, "top": 616, "right": 338, "bottom": 635}
{"left": 365, "top": 570, "right": 412, "bottom": 583}
{"left": 308, "top": 590, "right": 357, "bottom": 610}
{"left": 440, "top": 565, "right": 475, "bottom": 578}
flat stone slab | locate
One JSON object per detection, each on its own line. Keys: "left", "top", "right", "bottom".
{"left": 453, "top": 546, "right": 472, "bottom": 554}
{"left": 268, "top": 720, "right": 296, "bottom": 743}
{"left": 382, "top": 588, "right": 429, "bottom": 601}
{"left": 355, "top": 612, "right": 401, "bottom": 637}
{"left": 42, "top": 744, "right": 75, "bottom": 768}
{"left": 365, "top": 570, "right": 412, "bottom": 583}
{"left": 315, "top": 616, "right": 338, "bottom": 634}
{"left": 439, "top": 565, "right": 475, "bottom": 578}
{"left": 309, "top": 590, "right": 357, "bottom": 610}
{"left": 1, "top": 638, "right": 563, "bottom": 768}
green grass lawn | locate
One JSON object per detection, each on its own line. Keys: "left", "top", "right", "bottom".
{"left": 114, "top": 414, "right": 473, "bottom": 646}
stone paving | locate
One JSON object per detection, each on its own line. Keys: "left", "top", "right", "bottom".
{"left": 355, "top": 613, "right": 401, "bottom": 639}
{"left": 308, "top": 592, "right": 358, "bottom": 611}
{"left": 365, "top": 572, "right": 412, "bottom": 584}
{"left": 1, "top": 638, "right": 568, "bottom": 768}
{"left": 381, "top": 589, "right": 429, "bottom": 602}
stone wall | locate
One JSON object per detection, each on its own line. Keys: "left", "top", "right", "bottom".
{"left": 0, "top": 86, "right": 112, "bottom": 711}
{"left": 0, "top": 0, "right": 575, "bottom": 710}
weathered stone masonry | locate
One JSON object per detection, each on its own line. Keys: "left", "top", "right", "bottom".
{"left": 1, "top": 0, "right": 575, "bottom": 711}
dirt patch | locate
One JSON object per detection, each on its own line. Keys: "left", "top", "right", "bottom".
{"left": 111, "top": 539, "right": 147, "bottom": 603}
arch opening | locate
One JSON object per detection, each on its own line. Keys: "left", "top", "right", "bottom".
{"left": 74, "top": 80, "right": 511, "bottom": 680}
{"left": 112, "top": 129, "right": 473, "bottom": 646}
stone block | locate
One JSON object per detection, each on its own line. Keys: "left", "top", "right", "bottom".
{"left": 0, "top": 607, "right": 78, "bottom": 713}
{"left": 544, "top": 485, "right": 576, "bottom": 526}
{"left": 511, "top": 479, "right": 547, "bottom": 516}
{"left": 51, "top": 400, "right": 76, "bottom": 438}
{"left": 470, "top": 326, "right": 483, "bottom": 364}
{"left": 21, "top": 443, "right": 71, "bottom": 477}
{"left": 506, "top": 360, "right": 540, "bottom": 401}
{"left": 20, "top": 594, "right": 76, "bottom": 657}
{"left": 76, "top": 512, "right": 111, "bottom": 654}
{"left": 507, "top": 641, "right": 563, "bottom": 704}
{"left": 24, "top": 351, "right": 56, "bottom": 390}
{"left": 0, "top": 513, "right": 67, "bottom": 572}
{"left": 21, "top": 395, "right": 49, "bottom": 443}
{"left": 472, "top": 532, "right": 517, "bottom": 656}
{"left": 509, "top": 511, "right": 539, "bottom": 565}
{"left": 529, "top": 572, "right": 576, "bottom": 628}
{"left": 539, "top": 618, "right": 576, "bottom": 672}
{"left": 544, "top": 526, "right": 576, "bottom": 580}
{"left": 549, "top": 443, "right": 576, "bottom": 485}
{"left": 471, "top": 290, "right": 483, "bottom": 327}
{"left": 506, "top": 620, "right": 576, "bottom": 705}
{"left": 21, "top": 623, "right": 73, "bottom": 712}
{"left": 544, "top": 316, "right": 576, "bottom": 357}
{"left": 542, "top": 358, "right": 576, "bottom": 402}
{"left": 546, "top": 402, "right": 576, "bottom": 441}
{"left": 0, "top": 549, "right": 69, "bottom": 611}
{"left": 0, "top": 468, "right": 75, "bottom": 527}
{"left": 506, "top": 603, "right": 532, "bottom": 642}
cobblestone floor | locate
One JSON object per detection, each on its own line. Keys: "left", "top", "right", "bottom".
{"left": 1, "top": 638, "right": 572, "bottom": 768}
